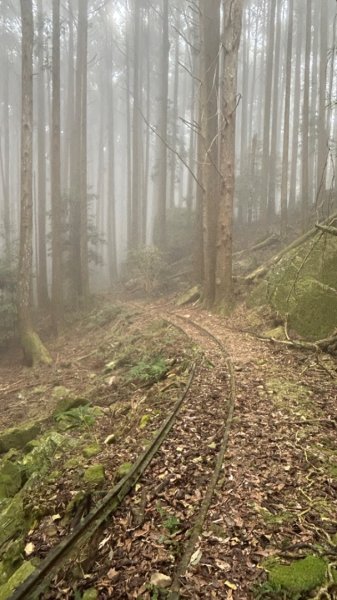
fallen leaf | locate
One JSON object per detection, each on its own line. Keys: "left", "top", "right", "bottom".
{"left": 190, "top": 548, "right": 202, "bottom": 566}
{"left": 224, "top": 581, "right": 237, "bottom": 590}
{"left": 24, "top": 542, "right": 35, "bottom": 556}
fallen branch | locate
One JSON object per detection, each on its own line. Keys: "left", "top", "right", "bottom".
{"left": 245, "top": 212, "right": 337, "bottom": 282}
{"left": 234, "top": 233, "right": 280, "bottom": 259}
{"left": 315, "top": 224, "right": 337, "bottom": 237}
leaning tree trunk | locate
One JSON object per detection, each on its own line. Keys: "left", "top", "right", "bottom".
{"left": 18, "top": 0, "right": 51, "bottom": 366}
{"left": 215, "top": 0, "right": 243, "bottom": 306}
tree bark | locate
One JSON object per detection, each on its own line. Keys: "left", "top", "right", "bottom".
{"left": 280, "top": 0, "right": 294, "bottom": 238}
{"left": 18, "top": 0, "right": 51, "bottom": 366}
{"left": 154, "top": 0, "right": 169, "bottom": 251}
{"left": 200, "top": 0, "right": 220, "bottom": 307}
{"left": 215, "top": 0, "right": 243, "bottom": 305}
{"left": 51, "top": 0, "right": 63, "bottom": 333}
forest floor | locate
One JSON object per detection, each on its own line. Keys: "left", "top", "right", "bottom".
{"left": 0, "top": 295, "right": 336, "bottom": 599}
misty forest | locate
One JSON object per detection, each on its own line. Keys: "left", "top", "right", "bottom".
{"left": 1, "top": 0, "right": 337, "bottom": 598}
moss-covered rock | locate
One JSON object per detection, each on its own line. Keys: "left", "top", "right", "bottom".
{"left": 0, "top": 561, "right": 35, "bottom": 599}
{"left": 83, "top": 464, "right": 105, "bottom": 485}
{"left": 249, "top": 234, "right": 337, "bottom": 340}
{"left": 0, "top": 462, "right": 22, "bottom": 500}
{"left": 0, "top": 423, "right": 41, "bottom": 454}
{"left": 0, "top": 494, "right": 26, "bottom": 547}
{"left": 115, "top": 462, "right": 132, "bottom": 481}
{"left": 22, "top": 431, "right": 67, "bottom": 479}
{"left": 53, "top": 388, "right": 89, "bottom": 415}
{"left": 267, "top": 555, "right": 326, "bottom": 594}
{"left": 83, "top": 445, "right": 101, "bottom": 459}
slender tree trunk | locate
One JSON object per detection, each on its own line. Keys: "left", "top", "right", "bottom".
{"left": 260, "top": 0, "right": 277, "bottom": 226}
{"left": 200, "top": 0, "right": 220, "bottom": 307}
{"left": 36, "top": 0, "right": 49, "bottom": 307}
{"left": 301, "top": 0, "right": 311, "bottom": 232}
{"left": 215, "top": 0, "right": 243, "bottom": 304}
{"left": 316, "top": 0, "right": 328, "bottom": 208}
{"left": 106, "top": 42, "right": 117, "bottom": 284}
{"left": 154, "top": 0, "right": 169, "bottom": 250}
{"left": 51, "top": 0, "right": 63, "bottom": 333}
{"left": 79, "top": 0, "right": 89, "bottom": 300}
{"left": 289, "top": 6, "right": 303, "bottom": 212}
{"left": 131, "top": 0, "right": 141, "bottom": 249}
{"left": 280, "top": 0, "right": 294, "bottom": 238}
{"left": 125, "top": 28, "right": 132, "bottom": 249}
{"left": 3, "top": 62, "right": 10, "bottom": 262}
{"left": 18, "top": 0, "right": 51, "bottom": 366}
{"left": 268, "top": 0, "right": 282, "bottom": 221}
{"left": 169, "top": 18, "right": 180, "bottom": 210}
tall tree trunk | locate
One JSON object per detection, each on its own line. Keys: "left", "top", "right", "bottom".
{"left": 154, "top": 0, "right": 169, "bottom": 250}
{"left": 289, "top": 5, "right": 303, "bottom": 212}
{"left": 260, "top": 0, "right": 277, "bottom": 227}
{"left": 316, "top": 0, "right": 328, "bottom": 209}
{"left": 51, "top": 0, "right": 63, "bottom": 333}
{"left": 3, "top": 61, "right": 10, "bottom": 262}
{"left": 169, "top": 17, "right": 180, "bottom": 210}
{"left": 268, "top": 0, "right": 282, "bottom": 221}
{"left": 215, "top": 0, "right": 243, "bottom": 305}
{"left": 36, "top": 0, "right": 49, "bottom": 307}
{"left": 130, "top": 0, "right": 141, "bottom": 249}
{"left": 106, "top": 42, "right": 117, "bottom": 284}
{"left": 79, "top": 0, "right": 89, "bottom": 300}
{"left": 18, "top": 0, "right": 51, "bottom": 366}
{"left": 301, "top": 0, "right": 311, "bottom": 232}
{"left": 280, "top": 0, "right": 294, "bottom": 238}
{"left": 200, "top": 0, "right": 220, "bottom": 307}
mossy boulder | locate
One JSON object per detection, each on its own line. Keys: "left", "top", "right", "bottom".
{"left": 0, "top": 423, "right": 41, "bottom": 454}
{"left": 0, "top": 494, "right": 26, "bottom": 547}
{"left": 0, "top": 561, "right": 35, "bottom": 599}
{"left": 267, "top": 555, "right": 326, "bottom": 594}
{"left": 0, "top": 462, "right": 22, "bottom": 500}
{"left": 249, "top": 234, "right": 337, "bottom": 340}
{"left": 53, "top": 387, "right": 89, "bottom": 415}
{"left": 83, "top": 464, "right": 105, "bottom": 485}
{"left": 22, "top": 431, "right": 67, "bottom": 479}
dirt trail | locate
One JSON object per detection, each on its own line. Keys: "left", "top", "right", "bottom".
{"left": 1, "top": 299, "right": 337, "bottom": 599}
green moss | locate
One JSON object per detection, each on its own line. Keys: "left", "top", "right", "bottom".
{"left": 0, "top": 462, "right": 22, "bottom": 500}
{"left": 0, "top": 494, "right": 25, "bottom": 547}
{"left": 83, "top": 464, "right": 105, "bottom": 485}
{"left": 250, "top": 234, "right": 337, "bottom": 340}
{"left": 0, "top": 423, "right": 41, "bottom": 454}
{"left": 0, "top": 561, "right": 35, "bottom": 599}
{"left": 115, "top": 462, "right": 132, "bottom": 480}
{"left": 82, "top": 588, "right": 98, "bottom": 600}
{"left": 139, "top": 414, "right": 151, "bottom": 429}
{"left": 53, "top": 391, "right": 89, "bottom": 416}
{"left": 259, "top": 507, "right": 294, "bottom": 526}
{"left": 83, "top": 445, "right": 101, "bottom": 459}
{"left": 267, "top": 556, "right": 326, "bottom": 594}
{"left": 21, "top": 431, "right": 67, "bottom": 479}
